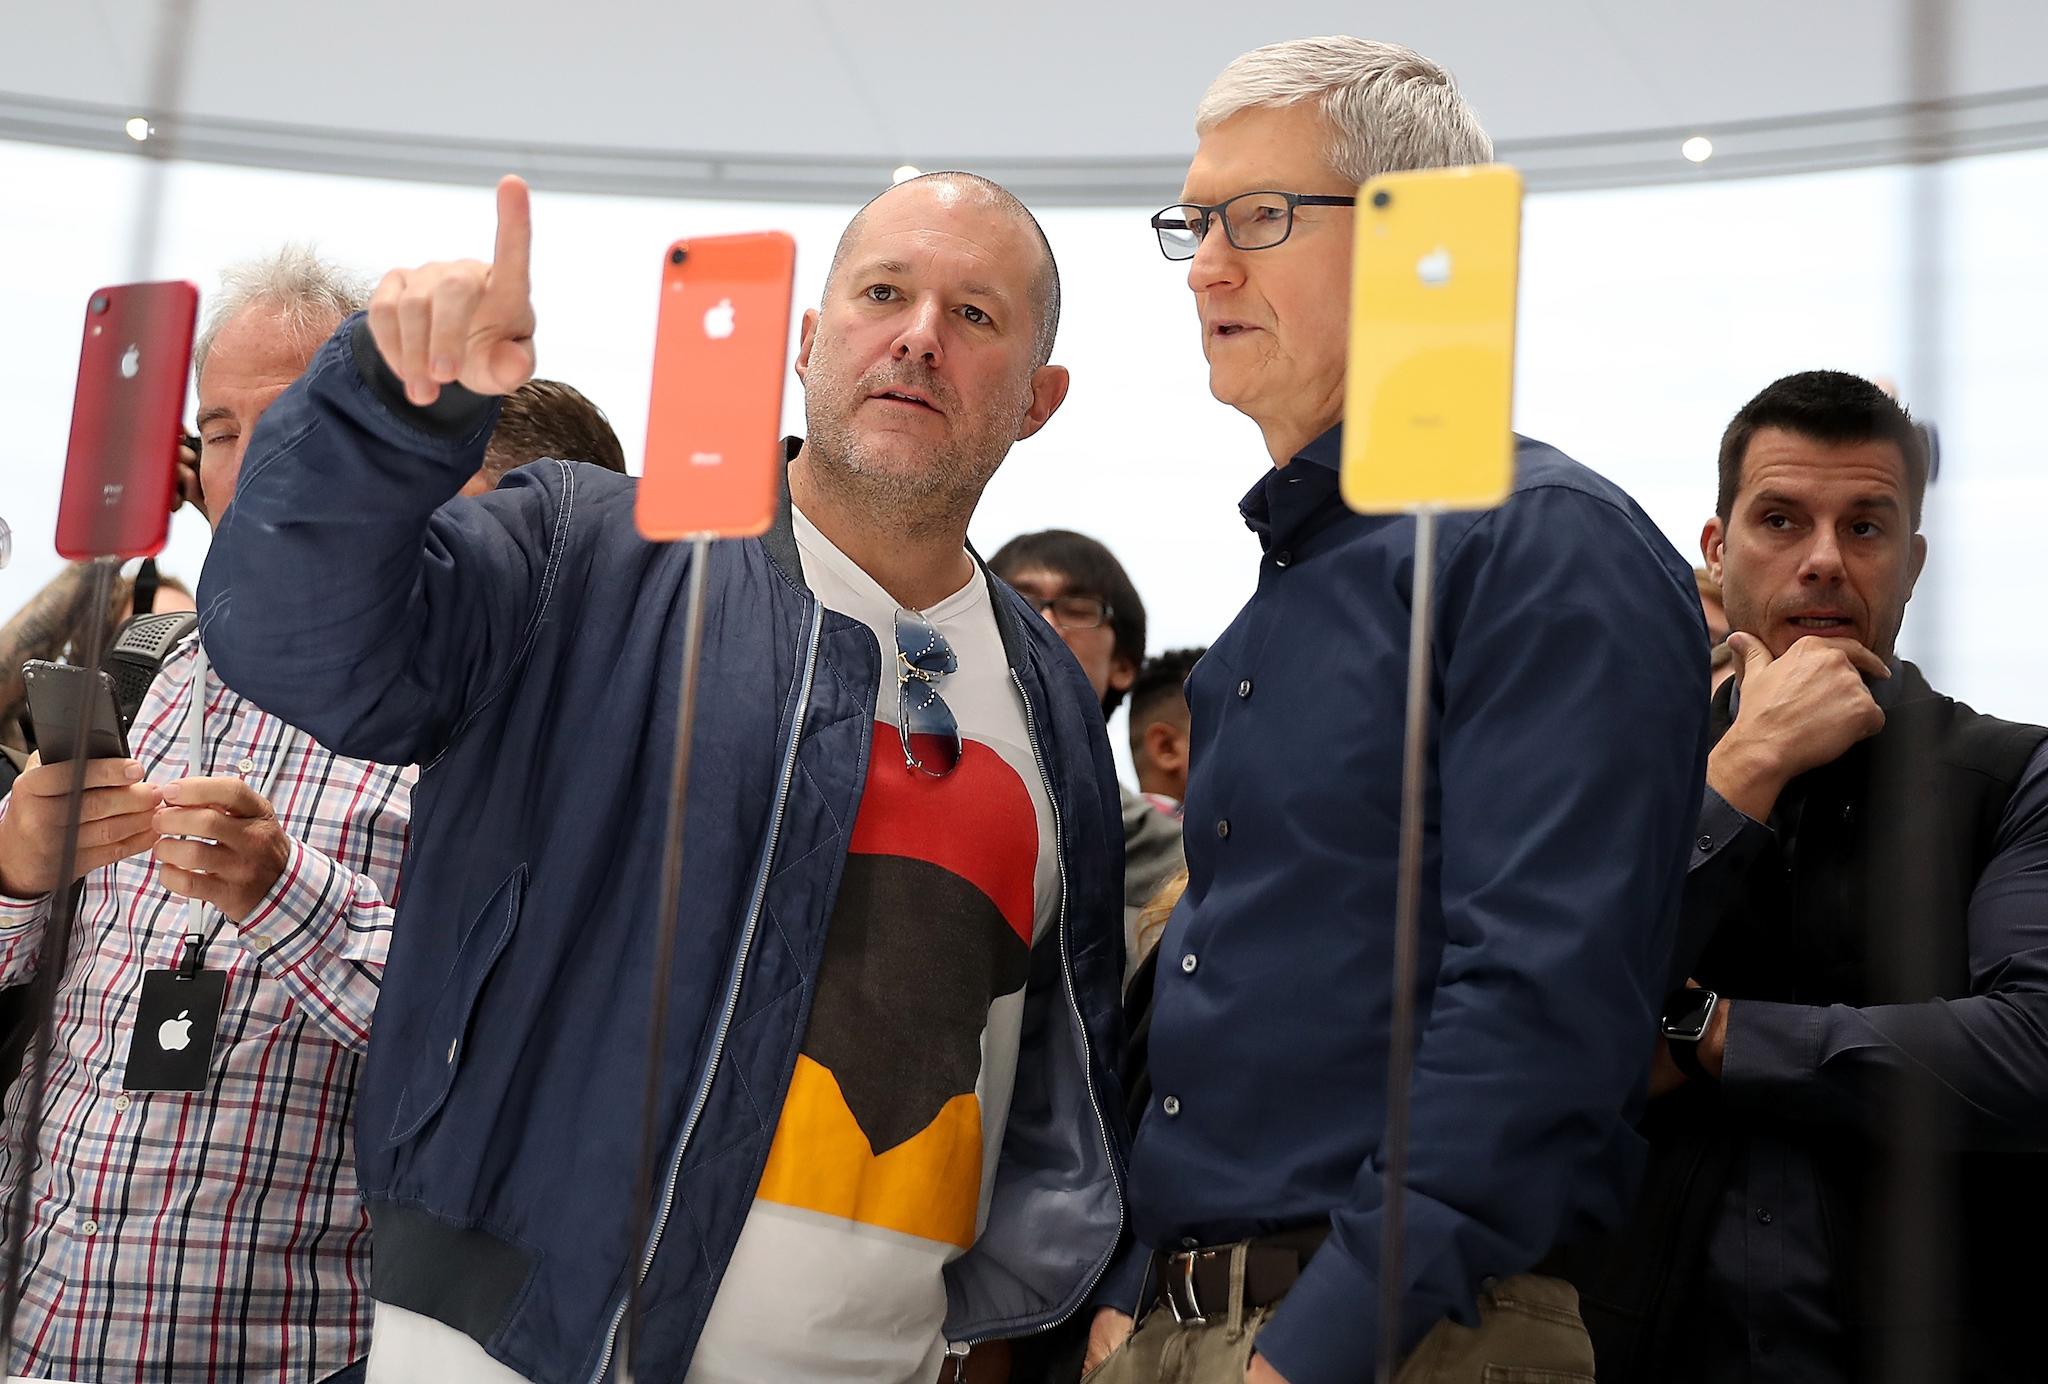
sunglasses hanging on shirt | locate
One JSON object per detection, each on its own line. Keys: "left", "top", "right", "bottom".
{"left": 894, "top": 607, "right": 961, "bottom": 778}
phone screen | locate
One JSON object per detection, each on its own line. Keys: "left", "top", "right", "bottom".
{"left": 57, "top": 281, "right": 201, "bottom": 560}
{"left": 638, "top": 233, "right": 797, "bottom": 541}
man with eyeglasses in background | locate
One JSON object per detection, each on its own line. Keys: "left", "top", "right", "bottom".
{"left": 1082, "top": 37, "right": 1710, "bottom": 1384}
{"left": 198, "top": 170, "right": 1128, "bottom": 1384}
{"left": 990, "top": 531, "right": 1185, "bottom": 984}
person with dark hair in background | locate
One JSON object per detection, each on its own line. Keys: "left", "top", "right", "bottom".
{"left": 990, "top": 531, "right": 1184, "bottom": 983}
{"left": 1559, "top": 370, "right": 2048, "bottom": 1384}
{"left": 460, "top": 376, "right": 629, "bottom": 496}
{"left": 1128, "top": 648, "right": 1204, "bottom": 815}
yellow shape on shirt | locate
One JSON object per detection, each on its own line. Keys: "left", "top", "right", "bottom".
{"left": 755, "top": 1054, "right": 984, "bottom": 1250}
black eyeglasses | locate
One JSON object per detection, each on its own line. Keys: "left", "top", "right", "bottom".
{"left": 1020, "top": 593, "right": 1114, "bottom": 632}
{"left": 895, "top": 608, "right": 961, "bottom": 777}
{"left": 1150, "top": 190, "right": 1358, "bottom": 261}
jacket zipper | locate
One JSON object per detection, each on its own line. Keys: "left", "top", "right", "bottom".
{"left": 941, "top": 671, "right": 1126, "bottom": 1353}
{"left": 588, "top": 598, "right": 827, "bottom": 1383}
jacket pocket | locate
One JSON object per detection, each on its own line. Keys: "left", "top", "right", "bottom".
{"left": 386, "top": 863, "right": 528, "bottom": 1146}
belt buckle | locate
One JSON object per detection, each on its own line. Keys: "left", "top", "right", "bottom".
{"left": 1167, "top": 1250, "right": 1207, "bottom": 1327}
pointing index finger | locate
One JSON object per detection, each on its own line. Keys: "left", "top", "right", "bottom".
{"left": 492, "top": 175, "right": 532, "bottom": 295}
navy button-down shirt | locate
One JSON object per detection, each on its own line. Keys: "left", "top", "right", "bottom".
{"left": 1113, "top": 427, "right": 1712, "bottom": 1384}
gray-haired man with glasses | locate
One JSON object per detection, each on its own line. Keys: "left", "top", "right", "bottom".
{"left": 1084, "top": 36, "right": 1710, "bottom": 1384}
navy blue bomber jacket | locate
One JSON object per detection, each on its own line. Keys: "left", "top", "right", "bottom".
{"left": 197, "top": 317, "right": 1130, "bottom": 1384}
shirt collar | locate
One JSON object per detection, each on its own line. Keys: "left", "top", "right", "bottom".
{"left": 1239, "top": 423, "right": 1346, "bottom": 553}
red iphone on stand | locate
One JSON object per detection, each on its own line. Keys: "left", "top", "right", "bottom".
{"left": 57, "top": 281, "right": 200, "bottom": 559}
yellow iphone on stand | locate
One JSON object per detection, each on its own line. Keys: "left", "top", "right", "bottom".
{"left": 1340, "top": 164, "right": 1522, "bottom": 515}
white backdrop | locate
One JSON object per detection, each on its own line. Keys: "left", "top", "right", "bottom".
{"left": 3, "top": 138, "right": 2045, "bottom": 767}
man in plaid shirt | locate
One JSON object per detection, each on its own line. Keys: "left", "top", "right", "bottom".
{"left": 0, "top": 250, "right": 411, "bottom": 1384}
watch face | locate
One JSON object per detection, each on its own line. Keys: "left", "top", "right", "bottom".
{"left": 1663, "top": 988, "right": 1717, "bottom": 1041}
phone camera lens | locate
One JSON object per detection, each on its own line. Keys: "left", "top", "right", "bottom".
{"left": 89, "top": 294, "right": 111, "bottom": 315}
{"left": 669, "top": 247, "right": 687, "bottom": 266}
{"left": 1371, "top": 190, "right": 1392, "bottom": 209}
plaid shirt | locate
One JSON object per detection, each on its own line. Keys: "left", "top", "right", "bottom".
{"left": 0, "top": 638, "right": 410, "bottom": 1382}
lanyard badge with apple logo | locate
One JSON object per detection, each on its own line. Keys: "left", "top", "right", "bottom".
{"left": 120, "top": 924, "right": 228, "bottom": 1093}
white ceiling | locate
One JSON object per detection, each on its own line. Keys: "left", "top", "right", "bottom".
{"left": 5, "top": 0, "right": 2047, "bottom": 200}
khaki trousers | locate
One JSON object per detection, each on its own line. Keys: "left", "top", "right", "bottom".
{"left": 1083, "top": 1260, "right": 1595, "bottom": 1384}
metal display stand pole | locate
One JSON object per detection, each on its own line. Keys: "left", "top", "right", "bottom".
{"left": 3, "top": 0, "right": 197, "bottom": 1351}
{"left": 0, "top": 555, "right": 119, "bottom": 1353}
{"left": 1375, "top": 508, "right": 1438, "bottom": 1384}
{"left": 618, "top": 535, "right": 714, "bottom": 1383}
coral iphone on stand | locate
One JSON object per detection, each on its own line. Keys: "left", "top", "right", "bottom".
{"left": 57, "top": 281, "right": 201, "bottom": 559}
{"left": 638, "top": 232, "right": 798, "bottom": 540}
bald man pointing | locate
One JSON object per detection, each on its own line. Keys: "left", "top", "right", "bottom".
{"left": 200, "top": 174, "right": 1128, "bottom": 1384}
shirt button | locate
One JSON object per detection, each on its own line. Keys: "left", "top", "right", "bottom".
{"left": 1237, "top": 679, "right": 1253, "bottom": 699}
{"left": 1841, "top": 804, "right": 1855, "bottom": 823}
{"left": 447, "top": 1039, "right": 459, "bottom": 1064}
{"left": 1696, "top": 834, "right": 1714, "bottom": 852}
{"left": 1273, "top": 550, "right": 1293, "bottom": 568}
{"left": 236, "top": 757, "right": 256, "bottom": 775}
{"left": 80, "top": 1219, "right": 98, "bottom": 1236}
{"left": 113, "top": 1094, "right": 131, "bottom": 1113}
{"left": 1161, "top": 1095, "right": 1182, "bottom": 1117}
{"left": 1181, "top": 953, "right": 1198, "bottom": 975}
{"left": 1755, "top": 1206, "right": 1774, "bottom": 1225}
{"left": 1216, "top": 819, "right": 1231, "bottom": 840}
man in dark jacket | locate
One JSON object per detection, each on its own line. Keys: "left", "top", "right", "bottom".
{"left": 1561, "top": 371, "right": 2048, "bottom": 1384}
{"left": 198, "top": 172, "right": 1127, "bottom": 1384}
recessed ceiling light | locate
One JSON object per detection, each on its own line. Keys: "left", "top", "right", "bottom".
{"left": 124, "top": 116, "right": 153, "bottom": 142}
{"left": 891, "top": 164, "right": 922, "bottom": 184}
{"left": 1681, "top": 135, "right": 1714, "bottom": 164}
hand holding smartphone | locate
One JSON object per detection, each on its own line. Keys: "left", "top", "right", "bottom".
{"left": 637, "top": 232, "right": 798, "bottom": 541}
{"left": 22, "top": 660, "right": 131, "bottom": 764}
{"left": 57, "top": 282, "right": 201, "bottom": 559}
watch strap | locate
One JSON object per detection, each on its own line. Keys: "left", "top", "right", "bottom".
{"left": 1665, "top": 1032, "right": 1712, "bottom": 1083}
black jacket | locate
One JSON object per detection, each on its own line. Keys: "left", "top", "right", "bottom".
{"left": 1557, "top": 664, "right": 2048, "bottom": 1383}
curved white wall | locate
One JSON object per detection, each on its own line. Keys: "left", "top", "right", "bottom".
{"left": 3, "top": 139, "right": 2044, "bottom": 770}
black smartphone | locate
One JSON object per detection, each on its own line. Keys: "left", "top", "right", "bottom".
{"left": 22, "top": 660, "right": 131, "bottom": 763}
{"left": 178, "top": 431, "right": 204, "bottom": 512}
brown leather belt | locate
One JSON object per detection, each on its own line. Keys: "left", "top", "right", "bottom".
{"left": 1151, "top": 1226, "right": 1329, "bottom": 1325}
